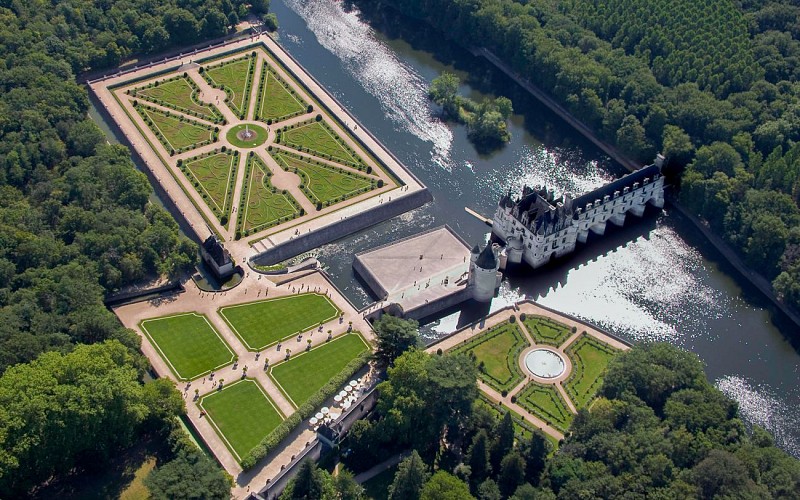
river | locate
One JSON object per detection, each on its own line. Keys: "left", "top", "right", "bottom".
{"left": 264, "top": 0, "right": 800, "bottom": 456}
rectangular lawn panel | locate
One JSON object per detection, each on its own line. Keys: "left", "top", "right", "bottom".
{"left": 281, "top": 121, "right": 363, "bottom": 167}
{"left": 272, "top": 151, "right": 374, "bottom": 206}
{"left": 203, "top": 56, "right": 255, "bottom": 117}
{"left": 219, "top": 293, "right": 340, "bottom": 350}
{"left": 523, "top": 316, "right": 573, "bottom": 347}
{"left": 269, "top": 334, "right": 369, "bottom": 407}
{"left": 136, "top": 106, "right": 215, "bottom": 152}
{"left": 517, "top": 381, "right": 574, "bottom": 433}
{"left": 199, "top": 379, "right": 284, "bottom": 461}
{"left": 257, "top": 68, "right": 308, "bottom": 122}
{"left": 240, "top": 155, "right": 301, "bottom": 233}
{"left": 564, "top": 334, "right": 619, "bottom": 408}
{"left": 181, "top": 150, "right": 238, "bottom": 219}
{"left": 452, "top": 322, "right": 530, "bottom": 392}
{"left": 134, "top": 76, "right": 220, "bottom": 122}
{"left": 139, "top": 313, "right": 235, "bottom": 380}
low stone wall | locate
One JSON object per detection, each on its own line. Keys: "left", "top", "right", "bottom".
{"left": 403, "top": 287, "right": 474, "bottom": 321}
{"left": 251, "top": 188, "right": 433, "bottom": 266}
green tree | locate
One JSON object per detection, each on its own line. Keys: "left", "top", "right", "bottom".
{"left": 429, "top": 72, "right": 461, "bottom": 116}
{"left": 389, "top": 451, "right": 430, "bottom": 500}
{"left": 146, "top": 448, "right": 232, "bottom": 500}
{"left": 373, "top": 315, "right": 421, "bottom": 367}
{"left": 281, "top": 460, "right": 336, "bottom": 500}
{"left": 0, "top": 341, "right": 155, "bottom": 495}
{"left": 498, "top": 452, "right": 527, "bottom": 497}
{"left": 420, "top": 471, "right": 474, "bottom": 500}
{"left": 468, "top": 430, "right": 491, "bottom": 485}
{"left": 334, "top": 468, "right": 365, "bottom": 500}
{"left": 476, "top": 478, "right": 502, "bottom": 500}
{"left": 523, "top": 431, "right": 549, "bottom": 485}
{"left": 490, "top": 412, "right": 515, "bottom": 472}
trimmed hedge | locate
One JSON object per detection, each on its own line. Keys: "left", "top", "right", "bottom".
{"left": 240, "top": 350, "right": 371, "bottom": 469}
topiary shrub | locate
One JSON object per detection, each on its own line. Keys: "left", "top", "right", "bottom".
{"left": 377, "top": 180, "right": 384, "bottom": 188}
{"left": 315, "top": 114, "right": 322, "bottom": 122}
{"left": 509, "top": 315, "right": 516, "bottom": 323}
{"left": 519, "top": 313, "right": 527, "bottom": 322}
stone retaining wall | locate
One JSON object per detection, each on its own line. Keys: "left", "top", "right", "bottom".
{"left": 250, "top": 188, "right": 432, "bottom": 266}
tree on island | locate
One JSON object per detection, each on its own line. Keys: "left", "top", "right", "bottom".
{"left": 428, "top": 72, "right": 513, "bottom": 150}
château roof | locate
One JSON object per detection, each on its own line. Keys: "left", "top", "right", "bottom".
{"left": 475, "top": 244, "right": 497, "bottom": 269}
{"left": 572, "top": 164, "right": 661, "bottom": 210}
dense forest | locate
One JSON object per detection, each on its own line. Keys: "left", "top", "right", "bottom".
{"left": 318, "top": 318, "right": 800, "bottom": 499}
{"left": 0, "top": 0, "right": 270, "bottom": 495}
{"left": 379, "top": 0, "right": 800, "bottom": 312}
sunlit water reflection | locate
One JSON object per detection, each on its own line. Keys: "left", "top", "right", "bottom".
{"left": 271, "top": 0, "right": 799, "bottom": 456}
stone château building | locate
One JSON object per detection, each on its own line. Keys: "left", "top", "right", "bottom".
{"left": 492, "top": 156, "right": 666, "bottom": 269}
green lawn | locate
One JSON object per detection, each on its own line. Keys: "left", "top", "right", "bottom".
{"left": 139, "top": 313, "right": 235, "bottom": 380}
{"left": 564, "top": 335, "right": 619, "bottom": 408}
{"left": 137, "top": 106, "right": 214, "bottom": 152}
{"left": 199, "top": 379, "right": 284, "bottom": 462}
{"left": 272, "top": 151, "right": 373, "bottom": 205}
{"left": 241, "top": 155, "right": 301, "bottom": 233}
{"left": 269, "top": 333, "right": 369, "bottom": 407}
{"left": 203, "top": 56, "right": 254, "bottom": 117}
{"left": 452, "top": 322, "right": 530, "bottom": 392}
{"left": 517, "top": 381, "right": 574, "bottom": 433}
{"left": 281, "top": 121, "right": 361, "bottom": 166}
{"left": 257, "top": 69, "right": 308, "bottom": 122}
{"left": 182, "top": 151, "right": 238, "bottom": 218}
{"left": 219, "top": 293, "right": 341, "bottom": 350}
{"left": 523, "top": 316, "right": 574, "bottom": 347}
{"left": 135, "top": 76, "right": 220, "bottom": 121}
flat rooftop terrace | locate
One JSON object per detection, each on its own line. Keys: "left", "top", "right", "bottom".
{"left": 354, "top": 226, "right": 471, "bottom": 305}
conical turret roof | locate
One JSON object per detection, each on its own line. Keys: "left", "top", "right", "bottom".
{"left": 475, "top": 244, "right": 497, "bottom": 269}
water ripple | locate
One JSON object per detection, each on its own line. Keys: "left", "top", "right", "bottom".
{"left": 717, "top": 375, "right": 800, "bottom": 457}
{"left": 282, "top": 0, "right": 454, "bottom": 169}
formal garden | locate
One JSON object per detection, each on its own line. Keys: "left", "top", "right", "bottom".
{"left": 256, "top": 67, "right": 309, "bottom": 123}
{"left": 132, "top": 74, "right": 223, "bottom": 123}
{"left": 523, "top": 315, "right": 574, "bottom": 346}
{"left": 139, "top": 312, "right": 236, "bottom": 381}
{"left": 564, "top": 333, "right": 619, "bottom": 408}
{"left": 135, "top": 104, "right": 217, "bottom": 154}
{"left": 218, "top": 292, "right": 340, "bottom": 350}
{"left": 446, "top": 311, "right": 622, "bottom": 437}
{"left": 269, "top": 333, "right": 370, "bottom": 408}
{"left": 238, "top": 154, "right": 303, "bottom": 235}
{"left": 199, "top": 379, "right": 285, "bottom": 461}
{"left": 178, "top": 149, "right": 239, "bottom": 224}
{"left": 516, "top": 381, "right": 574, "bottom": 433}
{"left": 452, "top": 322, "right": 530, "bottom": 393}
{"left": 271, "top": 150, "right": 376, "bottom": 207}
{"left": 201, "top": 54, "right": 256, "bottom": 119}
{"left": 278, "top": 119, "right": 365, "bottom": 169}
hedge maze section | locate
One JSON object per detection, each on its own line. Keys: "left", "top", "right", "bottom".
{"left": 272, "top": 151, "right": 375, "bottom": 207}
{"left": 133, "top": 75, "right": 222, "bottom": 123}
{"left": 564, "top": 334, "right": 619, "bottom": 408}
{"left": 135, "top": 104, "right": 216, "bottom": 154}
{"left": 280, "top": 120, "right": 366, "bottom": 169}
{"left": 256, "top": 68, "right": 309, "bottom": 123}
{"left": 218, "top": 293, "right": 341, "bottom": 351}
{"left": 269, "top": 333, "right": 369, "bottom": 408}
{"left": 239, "top": 155, "right": 302, "bottom": 235}
{"left": 199, "top": 379, "right": 284, "bottom": 462}
{"left": 452, "top": 322, "right": 530, "bottom": 393}
{"left": 523, "top": 316, "right": 573, "bottom": 347}
{"left": 180, "top": 150, "right": 239, "bottom": 223}
{"left": 517, "top": 381, "right": 574, "bottom": 433}
{"left": 139, "top": 313, "right": 235, "bottom": 381}
{"left": 202, "top": 55, "right": 256, "bottom": 119}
